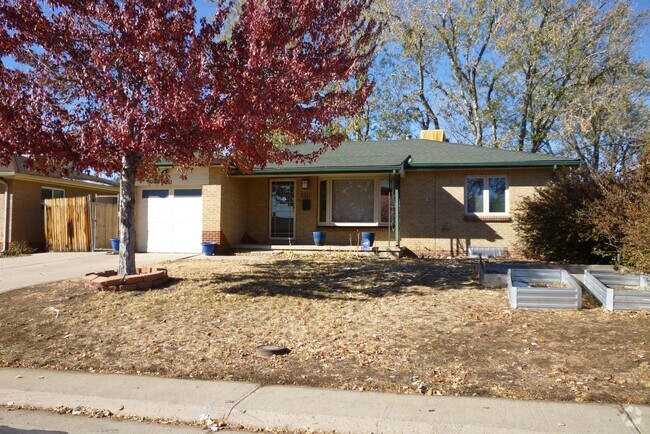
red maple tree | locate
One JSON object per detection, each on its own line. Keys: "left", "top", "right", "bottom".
{"left": 0, "top": 0, "right": 378, "bottom": 274}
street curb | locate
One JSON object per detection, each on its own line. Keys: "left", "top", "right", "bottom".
{"left": 0, "top": 368, "right": 257, "bottom": 422}
{"left": 0, "top": 368, "right": 646, "bottom": 434}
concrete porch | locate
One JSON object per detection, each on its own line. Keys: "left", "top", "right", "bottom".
{"left": 234, "top": 243, "right": 403, "bottom": 258}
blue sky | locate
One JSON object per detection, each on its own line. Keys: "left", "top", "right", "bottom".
{"left": 4, "top": 1, "right": 649, "bottom": 61}
{"left": 193, "top": 0, "right": 650, "bottom": 61}
{"left": 633, "top": 0, "right": 650, "bottom": 60}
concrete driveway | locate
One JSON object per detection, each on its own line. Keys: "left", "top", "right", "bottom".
{"left": 0, "top": 252, "right": 194, "bottom": 294}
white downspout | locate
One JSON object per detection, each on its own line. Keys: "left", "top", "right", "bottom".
{"left": 0, "top": 178, "right": 8, "bottom": 252}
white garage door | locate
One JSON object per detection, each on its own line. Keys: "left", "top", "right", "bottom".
{"left": 136, "top": 187, "right": 203, "bottom": 253}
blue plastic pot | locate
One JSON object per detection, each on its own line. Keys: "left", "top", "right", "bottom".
{"left": 201, "top": 242, "right": 218, "bottom": 256}
{"left": 361, "top": 232, "right": 375, "bottom": 248}
{"left": 313, "top": 231, "right": 326, "bottom": 246}
{"left": 110, "top": 238, "right": 119, "bottom": 251}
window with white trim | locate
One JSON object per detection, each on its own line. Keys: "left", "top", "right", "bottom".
{"left": 41, "top": 187, "right": 65, "bottom": 202}
{"left": 465, "top": 176, "right": 508, "bottom": 215}
{"left": 318, "top": 176, "right": 391, "bottom": 226}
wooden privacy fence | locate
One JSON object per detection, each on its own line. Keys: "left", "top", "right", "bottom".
{"left": 91, "top": 195, "right": 119, "bottom": 251}
{"left": 44, "top": 195, "right": 119, "bottom": 252}
{"left": 44, "top": 196, "right": 91, "bottom": 252}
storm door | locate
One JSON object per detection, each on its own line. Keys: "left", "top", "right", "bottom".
{"left": 270, "top": 180, "right": 295, "bottom": 239}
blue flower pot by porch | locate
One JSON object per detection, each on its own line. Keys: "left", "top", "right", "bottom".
{"left": 361, "top": 232, "right": 375, "bottom": 247}
{"left": 110, "top": 238, "right": 119, "bottom": 251}
{"left": 313, "top": 231, "right": 326, "bottom": 246}
{"left": 201, "top": 242, "right": 218, "bottom": 256}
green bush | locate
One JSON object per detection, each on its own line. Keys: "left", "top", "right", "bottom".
{"left": 0, "top": 241, "right": 36, "bottom": 257}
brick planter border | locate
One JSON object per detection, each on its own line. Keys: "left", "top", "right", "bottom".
{"left": 84, "top": 267, "right": 168, "bottom": 291}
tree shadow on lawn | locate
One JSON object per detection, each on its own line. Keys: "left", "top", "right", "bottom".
{"left": 190, "top": 258, "right": 482, "bottom": 300}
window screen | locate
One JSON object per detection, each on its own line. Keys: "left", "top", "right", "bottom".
{"left": 488, "top": 177, "right": 506, "bottom": 212}
{"left": 466, "top": 178, "right": 484, "bottom": 213}
{"left": 331, "top": 179, "right": 374, "bottom": 223}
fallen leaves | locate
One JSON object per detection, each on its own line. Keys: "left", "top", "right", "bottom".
{"left": 0, "top": 254, "right": 648, "bottom": 404}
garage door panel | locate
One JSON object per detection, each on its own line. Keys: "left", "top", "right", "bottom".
{"left": 137, "top": 187, "right": 202, "bottom": 253}
{"left": 171, "top": 205, "right": 200, "bottom": 222}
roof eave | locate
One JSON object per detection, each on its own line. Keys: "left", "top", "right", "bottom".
{"left": 234, "top": 165, "right": 403, "bottom": 176}
{"left": 407, "top": 160, "right": 582, "bottom": 169}
{"left": 6, "top": 173, "right": 119, "bottom": 192}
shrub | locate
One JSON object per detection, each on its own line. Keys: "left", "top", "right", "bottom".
{"left": 515, "top": 152, "right": 650, "bottom": 272}
{"left": 513, "top": 169, "right": 610, "bottom": 263}
{"left": 0, "top": 241, "right": 36, "bottom": 257}
{"left": 586, "top": 152, "right": 650, "bottom": 272}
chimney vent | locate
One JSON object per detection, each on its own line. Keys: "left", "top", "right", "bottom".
{"left": 420, "top": 130, "right": 446, "bottom": 142}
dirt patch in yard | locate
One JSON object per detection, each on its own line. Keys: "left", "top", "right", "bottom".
{"left": 528, "top": 282, "right": 567, "bottom": 288}
{"left": 0, "top": 253, "right": 648, "bottom": 404}
{"left": 610, "top": 285, "right": 647, "bottom": 291}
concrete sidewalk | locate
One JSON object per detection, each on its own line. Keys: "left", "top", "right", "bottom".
{"left": 0, "top": 408, "right": 211, "bottom": 434}
{"left": 0, "top": 368, "right": 647, "bottom": 433}
{"left": 0, "top": 252, "right": 194, "bottom": 294}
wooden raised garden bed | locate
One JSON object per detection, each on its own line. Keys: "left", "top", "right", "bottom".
{"left": 508, "top": 269, "right": 582, "bottom": 309}
{"left": 583, "top": 270, "right": 649, "bottom": 311}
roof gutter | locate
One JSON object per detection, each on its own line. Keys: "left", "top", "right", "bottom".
{"left": 400, "top": 156, "right": 411, "bottom": 177}
{"left": 0, "top": 178, "right": 8, "bottom": 253}
{"left": 407, "top": 160, "right": 582, "bottom": 169}
{"left": 6, "top": 173, "right": 119, "bottom": 192}
{"left": 234, "top": 165, "right": 403, "bottom": 176}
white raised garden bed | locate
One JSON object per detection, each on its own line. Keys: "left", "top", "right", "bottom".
{"left": 583, "top": 270, "right": 650, "bottom": 311}
{"left": 508, "top": 269, "right": 582, "bottom": 309}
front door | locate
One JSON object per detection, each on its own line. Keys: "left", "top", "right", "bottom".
{"left": 270, "top": 180, "right": 295, "bottom": 239}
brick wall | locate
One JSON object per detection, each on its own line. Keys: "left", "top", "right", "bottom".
{"left": 242, "top": 176, "right": 392, "bottom": 246}
{"left": 400, "top": 168, "right": 552, "bottom": 256}
{"left": 202, "top": 169, "right": 248, "bottom": 252}
{"left": 220, "top": 175, "right": 248, "bottom": 248}
{"left": 294, "top": 176, "right": 318, "bottom": 244}
{"left": 245, "top": 177, "right": 268, "bottom": 243}
{"left": 204, "top": 167, "right": 553, "bottom": 255}
{"left": 202, "top": 230, "right": 232, "bottom": 254}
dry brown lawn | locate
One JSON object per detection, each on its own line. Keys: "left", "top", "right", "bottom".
{"left": 1, "top": 253, "right": 648, "bottom": 404}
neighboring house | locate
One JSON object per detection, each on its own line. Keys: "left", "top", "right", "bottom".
{"left": 0, "top": 156, "right": 119, "bottom": 252}
{"left": 135, "top": 132, "right": 580, "bottom": 256}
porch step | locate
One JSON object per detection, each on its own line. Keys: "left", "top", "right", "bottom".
{"left": 234, "top": 244, "right": 403, "bottom": 258}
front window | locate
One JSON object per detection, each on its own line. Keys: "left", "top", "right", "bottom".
{"left": 319, "top": 176, "right": 391, "bottom": 226}
{"left": 465, "top": 176, "right": 508, "bottom": 214}
{"left": 331, "top": 179, "right": 374, "bottom": 223}
{"left": 489, "top": 177, "right": 506, "bottom": 212}
{"left": 466, "top": 178, "right": 484, "bottom": 213}
{"left": 41, "top": 187, "right": 65, "bottom": 203}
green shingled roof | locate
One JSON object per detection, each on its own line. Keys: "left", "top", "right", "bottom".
{"left": 245, "top": 139, "right": 581, "bottom": 175}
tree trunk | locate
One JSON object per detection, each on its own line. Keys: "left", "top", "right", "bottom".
{"left": 418, "top": 56, "right": 440, "bottom": 130}
{"left": 518, "top": 68, "right": 533, "bottom": 152}
{"left": 118, "top": 151, "right": 139, "bottom": 276}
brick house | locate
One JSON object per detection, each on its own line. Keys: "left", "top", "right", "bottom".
{"left": 135, "top": 134, "right": 580, "bottom": 256}
{"left": 0, "top": 156, "right": 119, "bottom": 252}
